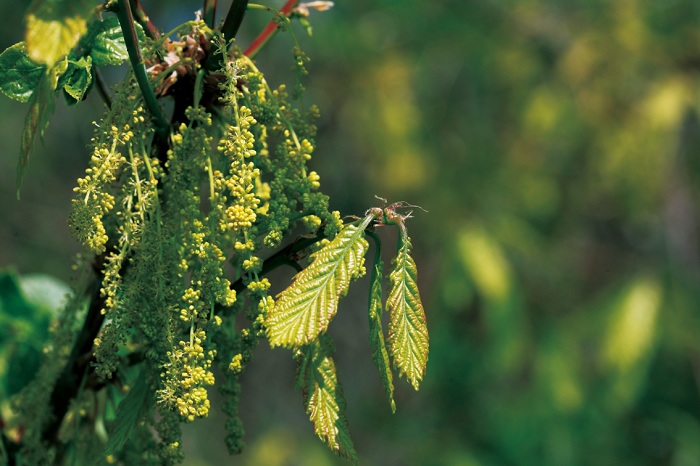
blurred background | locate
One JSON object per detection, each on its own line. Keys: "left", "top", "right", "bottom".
{"left": 3, "top": 0, "right": 700, "bottom": 464}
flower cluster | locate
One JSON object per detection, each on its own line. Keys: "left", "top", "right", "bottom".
{"left": 158, "top": 330, "right": 217, "bottom": 422}
{"left": 69, "top": 84, "right": 152, "bottom": 255}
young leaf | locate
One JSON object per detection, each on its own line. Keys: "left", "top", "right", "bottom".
{"left": 296, "top": 338, "right": 358, "bottom": 464}
{"left": 387, "top": 237, "right": 429, "bottom": 390}
{"left": 368, "top": 261, "right": 396, "bottom": 412}
{"left": 25, "top": 0, "right": 95, "bottom": 66}
{"left": 0, "top": 42, "right": 47, "bottom": 103}
{"left": 266, "top": 216, "right": 377, "bottom": 348}
{"left": 62, "top": 56, "right": 93, "bottom": 103}
{"left": 106, "top": 372, "right": 153, "bottom": 455}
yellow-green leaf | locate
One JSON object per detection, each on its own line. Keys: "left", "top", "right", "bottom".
{"left": 266, "top": 220, "right": 374, "bottom": 348}
{"left": 387, "top": 237, "right": 429, "bottom": 390}
{"left": 295, "top": 338, "right": 357, "bottom": 463}
{"left": 368, "top": 262, "right": 395, "bottom": 412}
{"left": 25, "top": 0, "right": 95, "bottom": 66}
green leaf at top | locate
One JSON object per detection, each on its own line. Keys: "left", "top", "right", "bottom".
{"left": 368, "top": 262, "right": 396, "bottom": 412}
{"left": 266, "top": 223, "right": 371, "bottom": 348}
{"left": 295, "top": 338, "right": 357, "bottom": 464}
{"left": 0, "top": 42, "right": 47, "bottom": 103}
{"left": 387, "top": 237, "right": 429, "bottom": 390}
{"left": 25, "top": 0, "right": 95, "bottom": 66}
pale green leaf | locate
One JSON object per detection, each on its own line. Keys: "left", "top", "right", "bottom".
{"left": 368, "top": 262, "right": 396, "bottom": 412}
{"left": 0, "top": 42, "right": 46, "bottom": 103}
{"left": 387, "top": 238, "right": 429, "bottom": 390}
{"left": 25, "top": 0, "right": 95, "bottom": 66}
{"left": 107, "top": 372, "right": 152, "bottom": 455}
{"left": 296, "top": 338, "right": 357, "bottom": 464}
{"left": 266, "top": 224, "right": 370, "bottom": 347}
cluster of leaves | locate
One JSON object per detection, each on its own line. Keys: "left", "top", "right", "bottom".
{"left": 265, "top": 205, "right": 429, "bottom": 458}
{"left": 0, "top": 1, "right": 429, "bottom": 465}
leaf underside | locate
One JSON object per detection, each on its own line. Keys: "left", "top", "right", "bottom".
{"left": 368, "top": 262, "right": 396, "bottom": 412}
{"left": 387, "top": 238, "right": 429, "bottom": 390}
{"left": 296, "top": 338, "right": 357, "bottom": 464}
{"left": 266, "top": 225, "right": 369, "bottom": 347}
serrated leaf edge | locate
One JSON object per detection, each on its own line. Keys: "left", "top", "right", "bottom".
{"left": 266, "top": 213, "right": 378, "bottom": 348}
{"left": 387, "top": 237, "right": 429, "bottom": 390}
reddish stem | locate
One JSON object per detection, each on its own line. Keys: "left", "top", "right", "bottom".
{"left": 244, "top": 0, "right": 299, "bottom": 57}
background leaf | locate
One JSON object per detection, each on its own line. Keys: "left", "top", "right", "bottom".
{"left": 0, "top": 270, "right": 60, "bottom": 397}
{"left": 387, "top": 237, "right": 429, "bottom": 390}
{"left": 0, "top": 42, "right": 46, "bottom": 103}
{"left": 266, "top": 224, "right": 369, "bottom": 347}
{"left": 25, "top": 0, "right": 95, "bottom": 66}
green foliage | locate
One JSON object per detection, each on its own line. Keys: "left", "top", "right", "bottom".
{"left": 81, "top": 15, "right": 134, "bottom": 66}
{"left": 0, "top": 43, "right": 46, "bottom": 103}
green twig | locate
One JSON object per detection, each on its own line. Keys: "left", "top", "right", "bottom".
{"left": 116, "top": 0, "right": 168, "bottom": 137}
